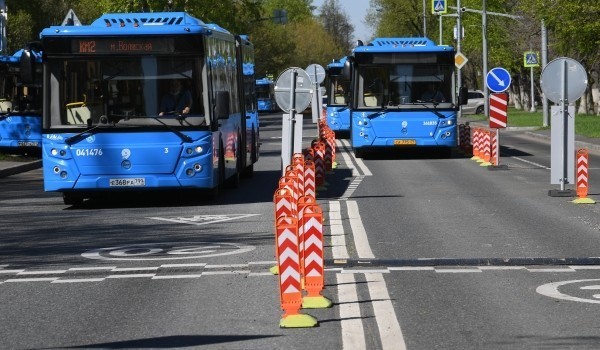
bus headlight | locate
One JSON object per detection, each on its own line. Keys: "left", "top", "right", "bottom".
{"left": 186, "top": 168, "right": 195, "bottom": 177}
{"left": 439, "top": 119, "right": 454, "bottom": 127}
{"left": 194, "top": 163, "right": 202, "bottom": 172}
{"left": 195, "top": 146, "right": 203, "bottom": 154}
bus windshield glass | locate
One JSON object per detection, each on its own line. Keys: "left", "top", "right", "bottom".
{"left": 46, "top": 56, "right": 205, "bottom": 128}
{"left": 255, "top": 84, "right": 271, "bottom": 100}
{"left": 356, "top": 52, "right": 453, "bottom": 109}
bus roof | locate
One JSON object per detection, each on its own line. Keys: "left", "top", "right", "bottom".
{"left": 0, "top": 49, "right": 42, "bottom": 64}
{"left": 354, "top": 38, "right": 453, "bottom": 53}
{"left": 327, "top": 56, "right": 347, "bottom": 69}
{"left": 40, "top": 12, "right": 230, "bottom": 37}
{"left": 256, "top": 78, "right": 273, "bottom": 85}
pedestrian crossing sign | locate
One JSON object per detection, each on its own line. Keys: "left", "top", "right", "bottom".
{"left": 524, "top": 51, "right": 540, "bottom": 67}
{"left": 432, "top": 0, "right": 447, "bottom": 14}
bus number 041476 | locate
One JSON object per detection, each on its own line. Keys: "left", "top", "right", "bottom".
{"left": 76, "top": 148, "right": 103, "bottom": 156}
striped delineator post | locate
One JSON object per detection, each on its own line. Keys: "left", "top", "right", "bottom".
{"left": 471, "top": 127, "right": 481, "bottom": 161}
{"left": 276, "top": 216, "right": 317, "bottom": 328}
{"left": 274, "top": 188, "right": 295, "bottom": 220}
{"left": 292, "top": 153, "right": 305, "bottom": 195}
{"left": 573, "top": 149, "right": 596, "bottom": 204}
{"left": 491, "top": 130, "right": 498, "bottom": 166}
{"left": 312, "top": 141, "right": 326, "bottom": 189}
{"left": 299, "top": 203, "right": 332, "bottom": 309}
{"left": 480, "top": 130, "right": 492, "bottom": 167}
{"left": 303, "top": 160, "right": 316, "bottom": 200}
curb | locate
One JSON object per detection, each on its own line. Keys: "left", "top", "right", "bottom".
{"left": 0, "top": 160, "right": 43, "bottom": 178}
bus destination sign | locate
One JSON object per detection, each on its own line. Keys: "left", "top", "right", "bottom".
{"left": 72, "top": 38, "right": 174, "bottom": 54}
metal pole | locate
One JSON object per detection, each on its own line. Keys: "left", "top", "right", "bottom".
{"left": 456, "top": 0, "right": 462, "bottom": 118}
{"left": 530, "top": 65, "right": 535, "bottom": 112}
{"left": 288, "top": 69, "right": 298, "bottom": 171}
{"left": 541, "top": 20, "right": 549, "bottom": 127}
{"left": 560, "top": 60, "right": 568, "bottom": 191}
{"left": 439, "top": 15, "right": 443, "bottom": 45}
{"left": 422, "top": 0, "right": 427, "bottom": 37}
{"left": 482, "top": 0, "right": 488, "bottom": 117}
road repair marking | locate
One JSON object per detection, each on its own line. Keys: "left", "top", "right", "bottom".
{"left": 82, "top": 242, "right": 255, "bottom": 261}
{"left": 147, "top": 214, "right": 259, "bottom": 226}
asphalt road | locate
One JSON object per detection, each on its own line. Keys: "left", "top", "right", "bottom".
{"left": 1, "top": 113, "right": 600, "bottom": 349}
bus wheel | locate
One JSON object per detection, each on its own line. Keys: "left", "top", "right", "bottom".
{"left": 353, "top": 147, "right": 364, "bottom": 159}
{"left": 243, "top": 131, "right": 256, "bottom": 178}
{"left": 63, "top": 192, "right": 83, "bottom": 206}
{"left": 226, "top": 139, "right": 241, "bottom": 188}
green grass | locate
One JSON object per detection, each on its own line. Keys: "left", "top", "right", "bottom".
{"left": 469, "top": 107, "right": 600, "bottom": 138}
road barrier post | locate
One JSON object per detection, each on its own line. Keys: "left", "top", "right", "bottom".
{"left": 276, "top": 216, "right": 317, "bottom": 328}
{"left": 573, "top": 149, "right": 596, "bottom": 204}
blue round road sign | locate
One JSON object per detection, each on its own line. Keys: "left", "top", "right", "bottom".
{"left": 486, "top": 67, "right": 511, "bottom": 93}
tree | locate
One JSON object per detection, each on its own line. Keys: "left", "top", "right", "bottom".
{"left": 318, "top": 0, "right": 354, "bottom": 54}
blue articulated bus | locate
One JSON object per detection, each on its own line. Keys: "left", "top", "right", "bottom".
{"left": 325, "top": 57, "right": 351, "bottom": 133}
{"left": 255, "top": 77, "right": 275, "bottom": 112}
{"left": 345, "top": 38, "right": 467, "bottom": 158}
{"left": 236, "top": 35, "right": 260, "bottom": 174}
{"left": 0, "top": 46, "right": 43, "bottom": 152}
{"left": 40, "top": 12, "right": 259, "bottom": 204}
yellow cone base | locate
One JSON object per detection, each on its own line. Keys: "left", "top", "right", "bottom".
{"left": 471, "top": 156, "right": 481, "bottom": 161}
{"left": 479, "top": 161, "right": 492, "bottom": 167}
{"left": 270, "top": 265, "right": 279, "bottom": 275}
{"left": 332, "top": 161, "right": 338, "bottom": 169}
{"left": 572, "top": 198, "right": 596, "bottom": 204}
{"left": 302, "top": 296, "right": 333, "bottom": 309}
{"left": 279, "top": 314, "right": 318, "bottom": 328}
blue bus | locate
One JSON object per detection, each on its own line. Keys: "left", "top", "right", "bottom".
{"left": 40, "top": 12, "right": 259, "bottom": 204}
{"left": 236, "top": 35, "right": 260, "bottom": 175}
{"left": 344, "top": 38, "right": 467, "bottom": 158}
{"left": 325, "top": 57, "right": 351, "bottom": 133}
{"left": 255, "top": 78, "right": 275, "bottom": 112}
{"left": 0, "top": 46, "right": 43, "bottom": 152}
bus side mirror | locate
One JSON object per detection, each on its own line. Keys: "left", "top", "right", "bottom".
{"left": 458, "top": 87, "right": 468, "bottom": 106}
{"left": 19, "top": 49, "right": 35, "bottom": 84}
{"left": 214, "top": 91, "right": 230, "bottom": 119}
{"left": 342, "top": 59, "right": 353, "bottom": 81}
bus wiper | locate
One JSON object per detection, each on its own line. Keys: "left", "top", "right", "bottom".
{"left": 65, "top": 116, "right": 112, "bottom": 145}
{"left": 150, "top": 116, "right": 193, "bottom": 143}
{"left": 366, "top": 106, "right": 388, "bottom": 119}
{"left": 413, "top": 100, "right": 446, "bottom": 119}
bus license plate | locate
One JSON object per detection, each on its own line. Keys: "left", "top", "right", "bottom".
{"left": 18, "top": 141, "right": 39, "bottom": 147}
{"left": 109, "top": 178, "right": 146, "bottom": 187}
{"left": 394, "top": 139, "right": 416, "bottom": 146}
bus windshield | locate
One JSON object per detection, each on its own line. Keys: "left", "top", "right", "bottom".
{"left": 357, "top": 54, "right": 453, "bottom": 109}
{"left": 255, "top": 84, "right": 271, "bottom": 100}
{"left": 328, "top": 75, "right": 350, "bottom": 106}
{"left": 46, "top": 56, "right": 206, "bottom": 128}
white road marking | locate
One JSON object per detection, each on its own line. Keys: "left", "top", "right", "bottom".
{"left": 337, "top": 273, "right": 367, "bottom": 350}
{"left": 147, "top": 214, "right": 260, "bottom": 226}
{"left": 329, "top": 201, "right": 350, "bottom": 259}
{"left": 68, "top": 266, "right": 116, "bottom": 271}
{"left": 52, "top": 278, "right": 105, "bottom": 283}
{"left": 17, "top": 270, "right": 67, "bottom": 275}
{"left": 435, "top": 269, "right": 482, "bottom": 273}
{"left": 160, "top": 263, "right": 207, "bottom": 268}
{"left": 365, "top": 273, "right": 407, "bottom": 350}
{"left": 338, "top": 139, "right": 372, "bottom": 176}
{"left": 152, "top": 274, "right": 202, "bottom": 279}
{"left": 111, "top": 267, "right": 159, "bottom": 272}
{"left": 5, "top": 278, "right": 58, "bottom": 283}
{"left": 106, "top": 274, "right": 155, "bottom": 279}
{"left": 347, "top": 201, "right": 375, "bottom": 259}
{"left": 510, "top": 156, "right": 550, "bottom": 169}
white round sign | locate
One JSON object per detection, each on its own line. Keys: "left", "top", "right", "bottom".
{"left": 305, "top": 63, "right": 326, "bottom": 84}
{"left": 274, "top": 67, "right": 313, "bottom": 113}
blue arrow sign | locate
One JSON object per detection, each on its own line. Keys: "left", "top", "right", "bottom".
{"left": 486, "top": 67, "right": 511, "bottom": 93}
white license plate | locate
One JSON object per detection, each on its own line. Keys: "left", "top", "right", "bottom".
{"left": 18, "top": 141, "right": 39, "bottom": 147}
{"left": 109, "top": 178, "right": 146, "bottom": 187}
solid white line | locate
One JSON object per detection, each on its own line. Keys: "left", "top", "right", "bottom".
{"left": 341, "top": 269, "right": 390, "bottom": 274}
{"left": 510, "top": 156, "right": 550, "bottom": 169}
{"left": 160, "top": 263, "right": 207, "bottom": 268}
{"left": 365, "top": 273, "right": 406, "bottom": 350}
{"left": 347, "top": 201, "right": 375, "bottom": 259}
{"left": 526, "top": 268, "right": 575, "bottom": 272}
{"left": 337, "top": 273, "right": 367, "bottom": 350}
{"left": 340, "top": 139, "right": 373, "bottom": 176}
{"left": 570, "top": 266, "right": 600, "bottom": 270}
{"left": 52, "top": 278, "right": 105, "bottom": 283}
{"left": 5, "top": 278, "right": 58, "bottom": 283}
{"left": 388, "top": 267, "right": 435, "bottom": 271}
{"left": 17, "top": 270, "right": 67, "bottom": 275}
{"left": 201, "top": 271, "right": 250, "bottom": 275}
{"left": 106, "top": 274, "right": 155, "bottom": 278}
{"left": 329, "top": 201, "right": 350, "bottom": 259}
{"left": 434, "top": 269, "right": 482, "bottom": 273}
{"left": 204, "top": 264, "right": 248, "bottom": 269}
{"left": 111, "top": 267, "right": 159, "bottom": 272}
{"left": 68, "top": 267, "right": 117, "bottom": 271}
{"left": 152, "top": 274, "right": 203, "bottom": 279}
{"left": 247, "top": 272, "right": 274, "bottom": 276}
{"left": 0, "top": 270, "right": 25, "bottom": 274}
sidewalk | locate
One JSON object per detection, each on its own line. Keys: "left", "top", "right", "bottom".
{"left": 0, "top": 159, "right": 42, "bottom": 178}
{"left": 459, "top": 116, "right": 600, "bottom": 153}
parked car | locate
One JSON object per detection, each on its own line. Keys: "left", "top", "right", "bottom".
{"left": 462, "top": 90, "right": 485, "bottom": 115}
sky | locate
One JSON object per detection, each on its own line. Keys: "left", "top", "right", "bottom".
{"left": 311, "top": 0, "right": 373, "bottom": 42}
